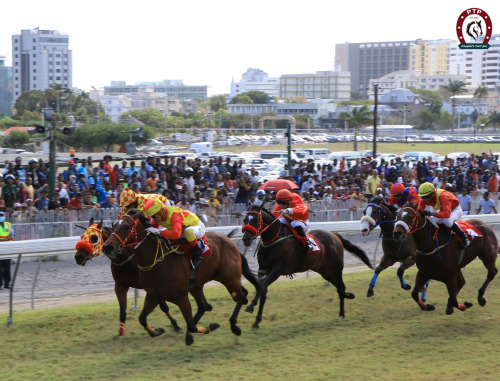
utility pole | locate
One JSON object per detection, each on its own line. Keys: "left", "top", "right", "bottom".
{"left": 286, "top": 123, "right": 292, "bottom": 178}
{"left": 43, "top": 108, "right": 56, "bottom": 198}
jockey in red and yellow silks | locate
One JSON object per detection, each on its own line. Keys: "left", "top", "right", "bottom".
{"left": 388, "top": 183, "right": 420, "bottom": 208}
{"left": 118, "top": 188, "right": 167, "bottom": 226}
{"left": 143, "top": 198, "right": 206, "bottom": 268}
{"left": 417, "top": 182, "right": 470, "bottom": 247}
{"left": 272, "top": 189, "right": 311, "bottom": 250}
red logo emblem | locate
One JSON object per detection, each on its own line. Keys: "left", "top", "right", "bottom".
{"left": 456, "top": 8, "right": 493, "bottom": 49}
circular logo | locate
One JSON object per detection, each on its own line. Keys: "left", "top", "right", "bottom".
{"left": 456, "top": 8, "right": 493, "bottom": 46}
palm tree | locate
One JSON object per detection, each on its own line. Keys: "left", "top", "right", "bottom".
{"left": 474, "top": 86, "right": 489, "bottom": 99}
{"left": 442, "top": 79, "right": 467, "bottom": 132}
{"left": 339, "top": 105, "right": 373, "bottom": 151}
{"left": 487, "top": 111, "right": 500, "bottom": 131}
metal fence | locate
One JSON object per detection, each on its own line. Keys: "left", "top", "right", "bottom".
{"left": 7, "top": 196, "right": 499, "bottom": 240}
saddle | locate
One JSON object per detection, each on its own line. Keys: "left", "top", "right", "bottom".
{"left": 172, "top": 237, "right": 212, "bottom": 260}
{"left": 289, "top": 228, "right": 321, "bottom": 254}
{"left": 454, "top": 220, "right": 483, "bottom": 243}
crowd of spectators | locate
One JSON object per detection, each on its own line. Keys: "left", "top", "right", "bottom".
{"left": 1, "top": 151, "right": 499, "bottom": 223}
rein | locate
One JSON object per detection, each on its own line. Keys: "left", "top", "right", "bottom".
{"left": 366, "top": 202, "right": 395, "bottom": 228}
{"left": 242, "top": 210, "right": 290, "bottom": 246}
{"left": 111, "top": 215, "right": 141, "bottom": 250}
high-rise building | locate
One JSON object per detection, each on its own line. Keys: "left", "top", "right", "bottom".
{"left": 410, "top": 39, "right": 453, "bottom": 75}
{"left": 11, "top": 27, "right": 72, "bottom": 103}
{"left": 279, "top": 71, "right": 350, "bottom": 102}
{"left": 0, "top": 56, "right": 12, "bottom": 116}
{"left": 335, "top": 39, "right": 418, "bottom": 98}
{"left": 230, "top": 68, "right": 280, "bottom": 99}
{"left": 104, "top": 80, "right": 208, "bottom": 100}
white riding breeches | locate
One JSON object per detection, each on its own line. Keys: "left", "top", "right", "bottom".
{"left": 181, "top": 221, "right": 206, "bottom": 240}
{"left": 431, "top": 205, "right": 463, "bottom": 228}
{"left": 279, "top": 217, "right": 310, "bottom": 232}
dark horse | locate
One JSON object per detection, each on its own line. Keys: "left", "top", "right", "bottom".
{"left": 360, "top": 195, "right": 421, "bottom": 298}
{"left": 74, "top": 218, "right": 181, "bottom": 336}
{"left": 393, "top": 206, "right": 498, "bottom": 314}
{"left": 241, "top": 204, "right": 373, "bottom": 328}
{"left": 103, "top": 209, "right": 261, "bottom": 345}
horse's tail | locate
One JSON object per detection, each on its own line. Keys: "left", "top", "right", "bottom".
{"left": 333, "top": 232, "right": 373, "bottom": 269}
{"left": 240, "top": 252, "right": 263, "bottom": 294}
{"left": 227, "top": 228, "right": 239, "bottom": 239}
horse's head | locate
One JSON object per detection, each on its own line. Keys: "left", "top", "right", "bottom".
{"left": 242, "top": 204, "right": 264, "bottom": 247}
{"left": 103, "top": 209, "right": 147, "bottom": 259}
{"left": 393, "top": 206, "right": 424, "bottom": 242}
{"left": 75, "top": 219, "right": 106, "bottom": 266}
{"left": 360, "top": 195, "right": 396, "bottom": 236}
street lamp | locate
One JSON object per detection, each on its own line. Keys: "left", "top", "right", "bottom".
{"left": 91, "top": 86, "right": 100, "bottom": 124}
{"left": 42, "top": 108, "right": 56, "bottom": 198}
{"left": 400, "top": 104, "right": 411, "bottom": 142}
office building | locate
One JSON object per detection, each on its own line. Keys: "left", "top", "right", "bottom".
{"left": 230, "top": 68, "right": 280, "bottom": 99}
{"left": 279, "top": 71, "right": 350, "bottom": 102}
{"left": 0, "top": 56, "right": 12, "bottom": 116}
{"left": 11, "top": 27, "right": 72, "bottom": 103}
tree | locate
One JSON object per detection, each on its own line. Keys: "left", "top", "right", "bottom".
{"left": 487, "top": 111, "right": 500, "bottom": 130}
{"left": 417, "top": 108, "right": 438, "bottom": 129}
{"left": 474, "top": 86, "right": 489, "bottom": 99}
{"left": 122, "top": 108, "right": 165, "bottom": 129}
{"left": 230, "top": 90, "right": 269, "bottom": 104}
{"left": 339, "top": 105, "right": 372, "bottom": 150}
{"left": 13, "top": 90, "right": 45, "bottom": 117}
{"left": 208, "top": 95, "right": 227, "bottom": 112}
{"left": 439, "top": 110, "right": 452, "bottom": 130}
{"left": 4, "top": 130, "right": 29, "bottom": 148}
{"left": 442, "top": 80, "right": 467, "bottom": 132}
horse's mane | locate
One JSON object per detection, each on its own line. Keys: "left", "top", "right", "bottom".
{"left": 126, "top": 208, "right": 151, "bottom": 228}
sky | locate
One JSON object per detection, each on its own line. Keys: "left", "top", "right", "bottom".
{"left": 0, "top": 0, "right": 495, "bottom": 96}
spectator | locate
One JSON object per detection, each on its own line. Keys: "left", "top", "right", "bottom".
{"left": 17, "top": 181, "right": 30, "bottom": 203}
{"left": 66, "top": 192, "right": 84, "bottom": 210}
{"left": 34, "top": 189, "right": 50, "bottom": 211}
{"left": 0, "top": 210, "right": 14, "bottom": 289}
{"left": 48, "top": 190, "right": 66, "bottom": 210}
{"left": 365, "top": 169, "right": 380, "bottom": 202}
{"left": 63, "top": 160, "right": 78, "bottom": 181}
{"left": 476, "top": 191, "right": 497, "bottom": 214}
{"left": 100, "top": 194, "right": 116, "bottom": 209}
{"left": 234, "top": 172, "right": 252, "bottom": 204}
{"left": 457, "top": 188, "right": 472, "bottom": 215}
{"left": 2, "top": 175, "right": 18, "bottom": 211}
{"left": 82, "top": 192, "right": 100, "bottom": 211}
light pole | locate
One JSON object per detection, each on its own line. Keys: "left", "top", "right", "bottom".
{"left": 43, "top": 108, "right": 56, "bottom": 198}
{"left": 91, "top": 86, "right": 100, "bottom": 124}
{"left": 400, "top": 104, "right": 410, "bottom": 142}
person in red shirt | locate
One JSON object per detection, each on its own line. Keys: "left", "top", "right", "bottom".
{"left": 417, "top": 182, "right": 470, "bottom": 247}
{"left": 272, "top": 189, "right": 311, "bottom": 252}
{"left": 388, "top": 183, "right": 420, "bottom": 208}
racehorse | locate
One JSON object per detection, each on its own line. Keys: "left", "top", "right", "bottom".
{"left": 241, "top": 204, "right": 373, "bottom": 328}
{"left": 74, "top": 218, "right": 181, "bottom": 336}
{"left": 102, "top": 209, "right": 261, "bottom": 345}
{"left": 360, "top": 195, "right": 421, "bottom": 298}
{"left": 393, "top": 205, "right": 498, "bottom": 314}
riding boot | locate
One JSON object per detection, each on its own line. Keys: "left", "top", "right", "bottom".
{"left": 190, "top": 244, "right": 203, "bottom": 269}
{"left": 294, "top": 225, "right": 312, "bottom": 253}
{"left": 451, "top": 222, "right": 470, "bottom": 248}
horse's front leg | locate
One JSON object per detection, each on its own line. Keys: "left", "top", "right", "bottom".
{"left": 367, "top": 256, "right": 394, "bottom": 297}
{"left": 411, "top": 271, "right": 435, "bottom": 311}
{"left": 158, "top": 301, "right": 181, "bottom": 332}
{"left": 175, "top": 294, "right": 219, "bottom": 346}
{"left": 398, "top": 256, "right": 415, "bottom": 291}
{"left": 253, "top": 264, "right": 284, "bottom": 329}
{"left": 138, "top": 293, "right": 165, "bottom": 337}
{"left": 446, "top": 274, "right": 473, "bottom": 314}
{"left": 115, "top": 284, "right": 129, "bottom": 336}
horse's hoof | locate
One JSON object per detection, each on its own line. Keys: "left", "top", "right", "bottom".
{"left": 446, "top": 307, "right": 454, "bottom": 315}
{"left": 245, "top": 305, "right": 255, "bottom": 313}
{"left": 345, "top": 292, "right": 355, "bottom": 299}
{"left": 172, "top": 325, "right": 182, "bottom": 333}
{"left": 337, "top": 315, "right": 345, "bottom": 320}
{"left": 367, "top": 288, "right": 374, "bottom": 297}
{"left": 186, "top": 335, "right": 194, "bottom": 346}
{"left": 403, "top": 284, "right": 412, "bottom": 291}
{"left": 426, "top": 304, "right": 435, "bottom": 311}
{"left": 206, "top": 304, "right": 213, "bottom": 312}
{"left": 252, "top": 322, "right": 260, "bottom": 329}
{"left": 209, "top": 323, "right": 220, "bottom": 332}
{"left": 231, "top": 325, "right": 242, "bottom": 336}
{"left": 478, "top": 296, "right": 486, "bottom": 306}
{"left": 464, "top": 301, "right": 473, "bottom": 309}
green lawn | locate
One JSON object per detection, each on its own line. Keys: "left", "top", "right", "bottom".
{"left": 2, "top": 261, "right": 499, "bottom": 380}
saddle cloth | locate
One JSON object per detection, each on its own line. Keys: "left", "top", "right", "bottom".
{"left": 306, "top": 234, "right": 322, "bottom": 255}
{"left": 455, "top": 220, "right": 483, "bottom": 243}
{"left": 173, "top": 236, "right": 212, "bottom": 259}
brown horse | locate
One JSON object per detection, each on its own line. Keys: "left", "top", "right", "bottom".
{"left": 241, "top": 204, "right": 373, "bottom": 328}
{"left": 102, "top": 209, "right": 261, "bottom": 345}
{"left": 360, "top": 195, "right": 421, "bottom": 298}
{"left": 393, "top": 206, "right": 498, "bottom": 314}
{"left": 74, "top": 218, "right": 181, "bottom": 336}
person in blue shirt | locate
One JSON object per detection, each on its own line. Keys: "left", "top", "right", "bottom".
{"left": 34, "top": 188, "right": 50, "bottom": 211}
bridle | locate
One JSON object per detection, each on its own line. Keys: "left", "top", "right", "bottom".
{"left": 111, "top": 214, "right": 143, "bottom": 250}
{"left": 363, "top": 202, "right": 395, "bottom": 228}
{"left": 395, "top": 207, "right": 427, "bottom": 235}
{"left": 242, "top": 209, "right": 284, "bottom": 246}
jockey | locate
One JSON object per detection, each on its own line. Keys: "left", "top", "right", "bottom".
{"left": 118, "top": 187, "right": 168, "bottom": 224}
{"left": 272, "top": 189, "right": 311, "bottom": 252}
{"left": 143, "top": 198, "right": 206, "bottom": 269}
{"left": 388, "top": 183, "right": 420, "bottom": 208}
{"left": 417, "top": 182, "right": 470, "bottom": 248}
